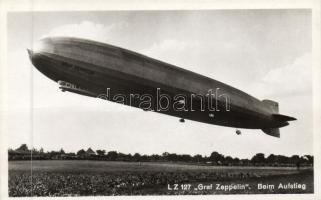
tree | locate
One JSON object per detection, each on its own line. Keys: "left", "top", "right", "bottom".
{"left": 168, "top": 153, "right": 178, "bottom": 162}
{"left": 117, "top": 152, "right": 127, "bottom": 161}
{"left": 290, "top": 155, "right": 300, "bottom": 164}
{"left": 210, "top": 151, "right": 224, "bottom": 164}
{"left": 266, "top": 154, "right": 277, "bottom": 165}
{"left": 59, "top": 148, "right": 65, "bottom": 154}
{"left": 162, "top": 152, "right": 169, "bottom": 161}
{"left": 224, "top": 156, "right": 234, "bottom": 165}
{"left": 107, "top": 151, "right": 118, "bottom": 161}
{"left": 180, "top": 154, "right": 192, "bottom": 162}
{"left": 31, "top": 148, "right": 38, "bottom": 154}
{"left": 193, "top": 154, "right": 203, "bottom": 163}
{"left": 96, "top": 150, "right": 106, "bottom": 156}
{"left": 133, "top": 153, "right": 141, "bottom": 161}
{"left": 232, "top": 157, "right": 240, "bottom": 165}
{"left": 304, "top": 155, "right": 313, "bottom": 165}
{"left": 240, "top": 159, "right": 250, "bottom": 166}
{"left": 151, "top": 154, "right": 161, "bottom": 161}
{"left": 276, "top": 155, "right": 289, "bottom": 164}
{"left": 251, "top": 153, "right": 265, "bottom": 165}
{"left": 141, "top": 155, "right": 149, "bottom": 162}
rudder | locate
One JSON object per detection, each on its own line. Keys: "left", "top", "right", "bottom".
{"left": 262, "top": 128, "right": 280, "bottom": 138}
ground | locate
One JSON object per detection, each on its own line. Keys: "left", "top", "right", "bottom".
{"left": 9, "top": 160, "right": 313, "bottom": 196}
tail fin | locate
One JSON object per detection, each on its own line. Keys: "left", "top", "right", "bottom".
{"left": 261, "top": 99, "right": 296, "bottom": 138}
{"left": 262, "top": 128, "right": 280, "bottom": 138}
{"left": 272, "top": 114, "right": 297, "bottom": 121}
{"left": 262, "top": 99, "right": 279, "bottom": 113}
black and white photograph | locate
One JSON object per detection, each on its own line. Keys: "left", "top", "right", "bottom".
{"left": 0, "top": 0, "right": 320, "bottom": 199}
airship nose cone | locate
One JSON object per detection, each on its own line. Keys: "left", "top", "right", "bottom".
{"left": 27, "top": 48, "right": 33, "bottom": 59}
{"left": 27, "top": 38, "right": 52, "bottom": 64}
{"left": 27, "top": 48, "right": 36, "bottom": 65}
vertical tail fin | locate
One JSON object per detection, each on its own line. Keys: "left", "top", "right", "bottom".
{"left": 262, "top": 99, "right": 280, "bottom": 137}
{"left": 261, "top": 99, "right": 296, "bottom": 138}
{"left": 262, "top": 128, "right": 280, "bottom": 138}
{"left": 262, "top": 99, "right": 279, "bottom": 113}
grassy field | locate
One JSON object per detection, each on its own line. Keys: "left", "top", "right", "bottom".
{"left": 9, "top": 160, "right": 313, "bottom": 196}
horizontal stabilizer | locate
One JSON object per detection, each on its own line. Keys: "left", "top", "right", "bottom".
{"left": 262, "top": 128, "right": 280, "bottom": 138}
{"left": 272, "top": 114, "right": 297, "bottom": 121}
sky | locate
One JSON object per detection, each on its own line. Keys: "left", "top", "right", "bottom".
{"left": 5, "top": 10, "right": 312, "bottom": 159}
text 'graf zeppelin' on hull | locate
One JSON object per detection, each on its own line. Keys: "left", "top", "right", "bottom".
{"left": 27, "top": 37, "right": 296, "bottom": 138}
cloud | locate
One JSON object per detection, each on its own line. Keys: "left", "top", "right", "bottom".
{"left": 248, "top": 53, "right": 312, "bottom": 99}
{"left": 42, "top": 20, "right": 127, "bottom": 43}
{"left": 142, "top": 39, "right": 200, "bottom": 68}
{"left": 145, "top": 39, "right": 198, "bottom": 54}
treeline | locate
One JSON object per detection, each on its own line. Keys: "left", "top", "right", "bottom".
{"left": 8, "top": 144, "right": 313, "bottom": 167}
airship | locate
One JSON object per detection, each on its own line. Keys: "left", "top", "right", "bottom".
{"left": 28, "top": 37, "right": 296, "bottom": 138}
